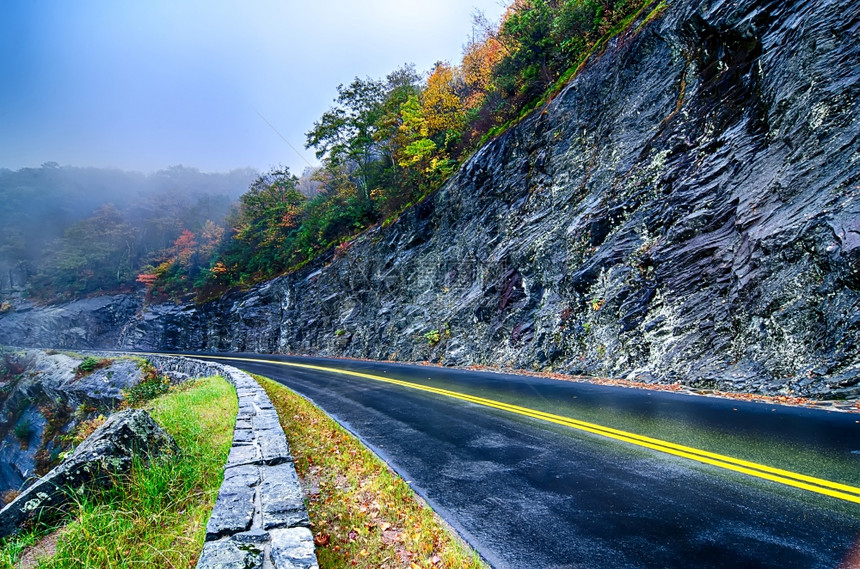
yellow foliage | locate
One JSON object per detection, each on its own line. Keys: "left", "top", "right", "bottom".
{"left": 153, "top": 260, "right": 174, "bottom": 277}
{"left": 209, "top": 261, "right": 228, "bottom": 276}
{"left": 422, "top": 62, "right": 465, "bottom": 137}
{"left": 199, "top": 220, "right": 225, "bottom": 257}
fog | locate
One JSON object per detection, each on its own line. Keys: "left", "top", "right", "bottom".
{"left": 0, "top": 1, "right": 508, "bottom": 176}
{"left": 0, "top": 1, "right": 509, "bottom": 300}
{"left": 0, "top": 164, "right": 257, "bottom": 294}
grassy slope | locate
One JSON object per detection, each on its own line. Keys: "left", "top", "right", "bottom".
{"left": 0, "top": 375, "right": 237, "bottom": 568}
{"left": 258, "top": 375, "right": 487, "bottom": 569}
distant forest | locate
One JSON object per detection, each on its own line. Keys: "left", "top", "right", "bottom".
{"left": 0, "top": 164, "right": 257, "bottom": 300}
{"left": 1, "top": 0, "right": 659, "bottom": 306}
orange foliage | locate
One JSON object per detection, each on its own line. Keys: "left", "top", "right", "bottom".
{"left": 135, "top": 273, "right": 158, "bottom": 287}
{"left": 209, "top": 261, "right": 228, "bottom": 276}
{"left": 280, "top": 204, "right": 303, "bottom": 230}
{"left": 462, "top": 37, "right": 504, "bottom": 109}
{"left": 173, "top": 229, "right": 197, "bottom": 267}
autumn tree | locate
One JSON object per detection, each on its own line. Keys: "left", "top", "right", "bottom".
{"left": 172, "top": 230, "right": 197, "bottom": 268}
{"left": 216, "top": 167, "right": 308, "bottom": 281}
{"left": 462, "top": 33, "right": 505, "bottom": 110}
{"left": 199, "top": 220, "right": 225, "bottom": 258}
{"left": 422, "top": 62, "right": 466, "bottom": 151}
{"left": 373, "top": 65, "right": 423, "bottom": 195}
{"left": 389, "top": 62, "right": 467, "bottom": 193}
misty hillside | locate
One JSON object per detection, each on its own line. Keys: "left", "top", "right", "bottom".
{"left": 0, "top": 164, "right": 256, "bottom": 300}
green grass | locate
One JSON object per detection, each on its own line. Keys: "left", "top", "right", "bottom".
{"left": 258, "top": 375, "right": 487, "bottom": 569}
{"left": 0, "top": 375, "right": 237, "bottom": 568}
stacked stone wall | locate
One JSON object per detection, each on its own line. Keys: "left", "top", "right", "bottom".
{"left": 142, "top": 355, "right": 317, "bottom": 569}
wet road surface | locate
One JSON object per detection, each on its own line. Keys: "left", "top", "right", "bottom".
{"left": 176, "top": 353, "right": 860, "bottom": 569}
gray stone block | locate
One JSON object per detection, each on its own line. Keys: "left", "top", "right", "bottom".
{"left": 258, "top": 434, "right": 292, "bottom": 466}
{"left": 205, "top": 466, "right": 258, "bottom": 540}
{"left": 269, "top": 527, "right": 318, "bottom": 569}
{"left": 234, "top": 528, "right": 269, "bottom": 544}
{"left": 233, "top": 428, "right": 254, "bottom": 443}
{"left": 223, "top": 464, "right": 260, "bottom": 487}
{"left": 260, "top": 463, "right": 308, "bottom": 529}
{"left": 227, "top": 443, "right": 259, "bottom": 466}
{"left": 196, "top": 537, "right": 263, "bottom": 569}
{"left": 252, "top": 412, "right": 283, "bottom": 433}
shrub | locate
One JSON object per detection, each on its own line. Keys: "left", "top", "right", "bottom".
{"left": 13, "top": 418, "right": 32, "bottom": 444}
{"left": 123, "top": 376, "right": 171, "bottom": 408}
{"left": 424, "top": 329, "right": 441, "bottom": 345}
{"left": 71, "top": 414, "right": 107, "bottom": 445}
{"left": 75, "top": 357, "right": 112, "bottom": 379}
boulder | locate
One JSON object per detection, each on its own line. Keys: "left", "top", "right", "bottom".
{"left": 0, "top": 409, "right": 178, "bottom": 538}
{"left": 0, "top": 350, "right": 146, "bottom": 498}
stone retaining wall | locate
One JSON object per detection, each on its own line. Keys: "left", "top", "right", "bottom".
{"left": 139, "top": 355, "right": 318, "bottom": 569}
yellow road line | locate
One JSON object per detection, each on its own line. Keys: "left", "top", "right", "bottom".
{"left": 157, "top": 353, "right": 860, "bottom": 504}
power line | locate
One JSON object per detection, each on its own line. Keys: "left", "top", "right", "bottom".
{"left": 255, "top": 110, "right": 314, "bottom": 169}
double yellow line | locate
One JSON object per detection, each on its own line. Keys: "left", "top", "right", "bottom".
{"left": 175, "top": 354, "right": 860, "bottom": 505}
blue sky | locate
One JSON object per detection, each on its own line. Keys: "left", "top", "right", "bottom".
{"left": 0, "top": 0, "right": 507, "bottom": 175}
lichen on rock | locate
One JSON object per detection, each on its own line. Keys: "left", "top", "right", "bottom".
{"left": 0, "top": 408, "right": 178, "bottom": 539}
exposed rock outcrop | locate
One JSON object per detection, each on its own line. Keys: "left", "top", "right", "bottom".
{"left": 120, "top": 0, "right": 860, "bottom": 398}
{"left": 2, "top": 0, "right": 858, "bottom": 398}
{"left": 0, "top": 295, "right": 140, "bottom": 349}
{"left": 0, "top": 350, "right": 146, "bottom": 499}
{"left": 0, "top": 409, "right": 178, "bottom": 539}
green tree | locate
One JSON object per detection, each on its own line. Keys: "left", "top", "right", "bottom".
{"left": 305, "top": 78, "right": 387, "bottom": 203}
{"left": 39, "top": 205, "right": 138, "bottom": 297}
{"left": 219, "top": 168, "right": 307, "bottom": 281}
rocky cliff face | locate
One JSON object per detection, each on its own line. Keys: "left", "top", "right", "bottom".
{"left": 3, "top": 0, "right": 859, "bottom": 399}
{"left": 0, "top": 295, "right": 140, "bottom": 349}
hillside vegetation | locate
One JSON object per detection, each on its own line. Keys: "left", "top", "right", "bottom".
{"left": 142, "top": 0, "right": 654, "bottom": 301}
{"left": 0, "top": 1, "right": 656, "bottom": 305}
{"left": 0, "top": 165, "right": 255, "bottom": 301}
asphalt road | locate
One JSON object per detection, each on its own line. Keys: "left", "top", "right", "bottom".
{"left": 181, "top": 353, "right": 860, "bottom": 569}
